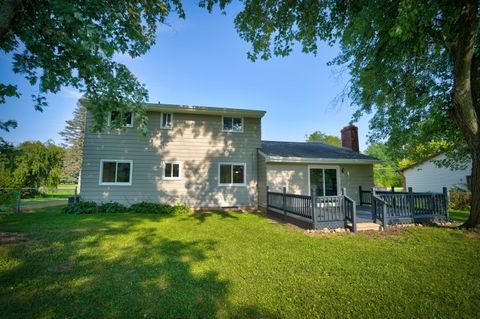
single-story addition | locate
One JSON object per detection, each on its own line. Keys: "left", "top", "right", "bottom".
{"left": 401, "top": 153, "right": 472, "bottom": 192}
{"left": 257, "top": 139, "right": 379, "bottom": 211}
{"left": 79, "top": 103, "right": 379, "bottom": 210}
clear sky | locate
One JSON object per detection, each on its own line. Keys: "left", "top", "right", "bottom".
{"left": 0, "top": 2, "right": 372, "bottom": 151}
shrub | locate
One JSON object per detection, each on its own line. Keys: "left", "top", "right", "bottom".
{"left": 0, "top": 189, "right": 20, "bottom": 213}
{"left": 449, "top": 189, "right": 471, "bottom": 211}
{"left": 172, "top": 203, "right": 191, "bottom": 214}
{"left": 128, "top": 202, "right": 171, "bottom": 214}
{"left": 127, "top": 202, "right": 190, "bottom": 214}
{"left": 62, "top": 201, "right": 97, "bottom": 214}
{"left": 98, "top": 202, "right": 127, "bottom": 214}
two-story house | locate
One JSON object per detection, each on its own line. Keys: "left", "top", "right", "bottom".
{"left": 79, "top": 103, "right": 379, "bottom": 209}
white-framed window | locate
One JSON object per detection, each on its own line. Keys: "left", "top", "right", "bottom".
{"left": 218, "top": 163, "right": 246, "bottom": 186}
{"left": 222, "top": 116, "right": 243, "bottom": 132}
{"left": 308, "top": 165, "right": 340, "bottom": 196}
{"left": 160, "top": 113, "right": 173, "bottom": 129}
{"left": 163, "top": 161, "right": 181, "bottom": 180}
{"left": 109, "top": 111, "right": 134, "bottom": 127}
{"left": 99, "top": 160, "right": 133, "bottom": 185}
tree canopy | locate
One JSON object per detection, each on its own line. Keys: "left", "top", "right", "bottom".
{"left": 202, "top": 0, "right": 480, "bottom": 227}
{"left": 305, "top": 131, "right": 341, "bottom": 147}
{"left": 0, "top": 0, "right": 185, "bottom": 132}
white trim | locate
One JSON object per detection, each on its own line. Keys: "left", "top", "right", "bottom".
{"left": 99, "top": 160, "right": 133, "bottom": 186}
{"left": 258, "top": 151, "right": 379, "bottom": 164}
{"left": 160, "top": 112, "right": 173, "bottom": 130}
{"left": 163, "top": 161, "right": 182, "bottom": 180}
{"left": 221, "top": 116, "right": 244, "bottom": 133}
{"left": 218, "top": 162, "right": 247, "bottom": 186}
{"left": 307, "top": 165, "right": 341, "bottom": 196}
{"left": 108, "top": 111, "right": 134, "bottom": 128}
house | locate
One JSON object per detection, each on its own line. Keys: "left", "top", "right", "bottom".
{"left": 401, "top": 153, "right": 472, "bottom": 192}
{"left": 79, "top": 103, "right": 379, "bottom": 209}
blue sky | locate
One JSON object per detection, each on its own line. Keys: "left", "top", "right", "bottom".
{"left": 0, "top": 3, "right": 372, "bottom": 150}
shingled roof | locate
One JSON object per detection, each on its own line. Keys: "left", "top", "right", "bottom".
{"left": 260, "top": 141, "right": 379, "bottom": 163}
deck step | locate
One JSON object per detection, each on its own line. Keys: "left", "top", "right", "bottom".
{"left": 355, "top": 222, "right": 382, "bottom": 232}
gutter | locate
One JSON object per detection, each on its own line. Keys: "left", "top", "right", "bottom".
{"left": 258, "top": 150, "right": 381, "bottom": 165}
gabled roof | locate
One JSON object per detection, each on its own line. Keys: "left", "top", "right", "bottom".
{"left": 260, "top": 141, "right": 380, "bottom": 164}
{"left": 146, "top": 103, "right": 266, "bottom": 118}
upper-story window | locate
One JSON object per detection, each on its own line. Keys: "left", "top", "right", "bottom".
{"left": 222, "top": 116, "right": 243, "bottom": 132}
{"left": 110, "top": 111, "right": 133, "bottom": 127}
{"left": 160, "top": 113, "right": 173, "bottom": 129}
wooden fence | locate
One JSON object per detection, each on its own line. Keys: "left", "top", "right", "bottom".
{"left": 266, "top": 187, "right": 357, "bottom": 231}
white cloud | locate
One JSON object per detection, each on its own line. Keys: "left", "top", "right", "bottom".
{"left": 63, "top": 88, "right": 83, "bottom": 99}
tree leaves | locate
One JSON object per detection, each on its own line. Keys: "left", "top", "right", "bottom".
{"left": 1, "top": 0, "right": 185, "bottom": 132}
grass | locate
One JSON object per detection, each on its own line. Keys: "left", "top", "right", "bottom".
{"left": 1, "top": 208, "right": 479, "bottom": 318}
{"left": 449, "top": 210, "right": 470, "bottom": 223}
{"left": 20, "top": 187, "right": 77, "bottom": 206}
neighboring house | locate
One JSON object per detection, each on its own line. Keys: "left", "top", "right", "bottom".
{"left": 401, "top": 153, "right": 472, "bottom": 192}
{"left": 79, "top": 103, "right": 379, "bottom": 209}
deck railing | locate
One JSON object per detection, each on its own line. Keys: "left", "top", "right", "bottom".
{"left": 359, "top": 186, "right": 373, "bottom": 205}
{"left": 266, "top": 187, "right": 357, "bottom": 231}
{"left": 371, "top": 187, "right": 449, "bottom": 230}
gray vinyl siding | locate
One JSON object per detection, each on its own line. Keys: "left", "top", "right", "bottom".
{"left": 261, "top": 161, "right": 374, "bottom": 204}
{"left": 80, "top": 111, "right": 261, "bottom": 207}
{"left": 257, "top": 154, "right": 267, "bottom": 208}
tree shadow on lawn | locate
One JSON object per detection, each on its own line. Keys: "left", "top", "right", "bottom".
{"left": 186, "top": 210, "right": 239, "bottom": 224}
{"left": 0, "top": 212, "right": 277, "bottom": 318}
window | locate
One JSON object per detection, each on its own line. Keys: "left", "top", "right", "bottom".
{"left": 222, "top": 116, "right": 243, "bottom": 132}
{"left": 309, "top": 167, "right": 338, "bottom": 196}
{"left": 219, "top": 163, "right": 246, "bottom": 186}
{"left": 160, "top": 113, "right": 173, "bottom": 129}
{"left": 163, "top": 161, "right": 181, "bottom": 180}
{"left": 99, "top": 160, "right": 132, "bottom": 185}
{"left": 110, "top": 111, "right": 133, "bottom": 127}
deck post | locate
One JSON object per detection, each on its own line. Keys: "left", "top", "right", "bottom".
{"left": 282, "top": 186, "right": 287, "bottom": 219}
{"left": 311, "top": 188, "right": 317, "bottom": 228}
{"left": 352, "top": 203, "right": 357, "bottom": 233}
{"left": 408, "top": 187, "right": 414, "bottom": 219}
{"left": 391, "top": 186, "right": 395, "bottom": 193}
{"left": 443, "top": 187, "right": 449, "bottom": 220}
{"left": 74, "top": 186, "right": 78, "bottom": 196}
{"left": 266, "top": 186, "right": 269, "bottom": 211}
{"left": 358, "top": 186, "right": 362, "bottom": 205}
{"left": 382, "top": 202, "right": 388, "bottom": 231}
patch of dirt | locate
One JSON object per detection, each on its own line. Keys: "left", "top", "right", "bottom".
{"left": 0, "top": 232, "right": 28, "bottom": 245}
{"left": 48, "top": 262, "right": 73, "bottom": 273}
{"left": 21, "top": 201, "right": 67, "bottom": 212}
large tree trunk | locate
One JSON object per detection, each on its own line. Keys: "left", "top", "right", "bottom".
{"left": 451, "top": 0, "right": 480, "bottom": 228}
{"left": 466, "top": 149, "right": 480, "bottom": 227}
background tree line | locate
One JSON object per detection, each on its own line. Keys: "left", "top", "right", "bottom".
{"left": 0, "top": 102, "right": 85, "bottom": 190}
{"left": 305, "top": 130, "right": 449, "bottom": 188}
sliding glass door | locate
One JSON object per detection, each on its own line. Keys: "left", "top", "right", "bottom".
{"left": 309, "top": 167, "right": 339, "bottom": 196}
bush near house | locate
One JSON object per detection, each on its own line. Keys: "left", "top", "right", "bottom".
{"left": 62, "top": 201, "right": 190, "bottom": 215}
{"left": 449, "top": 189, "right": 471, "bottom": 211}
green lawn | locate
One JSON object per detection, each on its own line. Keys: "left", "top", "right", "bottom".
{"left": 20, "top": 187, "right": 76, "bottom": 206}
{"left": 449, "top": 210, "right": 470, "bottom": 223}
{"left": 1, "top": 208, "right": 479, "bottom": 318}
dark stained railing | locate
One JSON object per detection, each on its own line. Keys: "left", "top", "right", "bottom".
{"left": 359, "top": 186, "right": 372, "bottom": 205}
{"left": 266, "top": 187, "right": 357, "bottom": 232}
{"left": 344, "top": 194, "right": 357, "bottom": 233}
{"left": 371, "top": 187, "right": 449, "bottom": 229}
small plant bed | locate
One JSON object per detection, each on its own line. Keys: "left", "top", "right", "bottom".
{"left": 62, "top": 201, "right": 190, "bottom": 215}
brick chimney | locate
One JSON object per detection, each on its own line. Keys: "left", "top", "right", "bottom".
{"left": 341, "top": 125, "right": 359, "bottom": 152}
